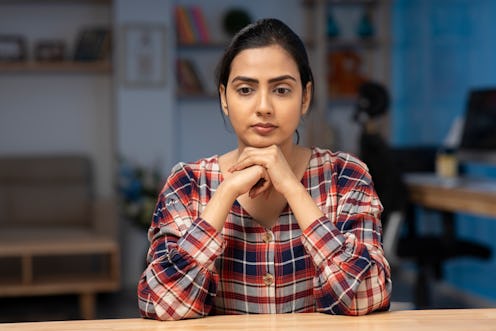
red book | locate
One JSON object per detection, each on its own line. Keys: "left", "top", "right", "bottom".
{"left": 190, "top": 6, "right": 210, "bottom": 43}
{"left": 176, "top": 58, "right": 203, "bottom": 94}
{"left": 175, "top": 5, "right": 195, "bottom": 44}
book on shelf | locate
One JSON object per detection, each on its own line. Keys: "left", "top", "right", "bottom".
{"left": 73, "top": 27, "right": 111, "bottom": 61}
{"left": 176, "top": 57, "right": 204, "bottom": 95}
{"left": 189, "top": 5, "right": 210, "bottom": 43}
{"left": 175, "top": 5, "right": 210, "bottom": 44}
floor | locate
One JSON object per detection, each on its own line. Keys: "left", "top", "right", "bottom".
{"left": 1, "top": 267, "right": 490, "bottom": 323}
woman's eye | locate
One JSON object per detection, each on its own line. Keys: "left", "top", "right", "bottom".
{"left": 237, "top": 87, "right": 253, "bottom": 95}
{"left": 274, "top": 87, "right": 291, "bottom": 95}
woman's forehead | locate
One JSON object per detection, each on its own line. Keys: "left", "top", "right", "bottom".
{"left": 229, "top": 45, "right": 300, "bottom": 79}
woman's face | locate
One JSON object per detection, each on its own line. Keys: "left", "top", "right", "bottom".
{"left": 219, "top": 45, "right": 312, "bottom": 150}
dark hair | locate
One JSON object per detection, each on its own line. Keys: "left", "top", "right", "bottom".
{"left": 216, "top": 18, "right": 314, "bottom": 108}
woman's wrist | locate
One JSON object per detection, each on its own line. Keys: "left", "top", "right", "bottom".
{"left": 283, "top": 181, "right": 307, "bottom": 202}
{"left": 279, "top": 175, "right": 303, "bottom": 198}
{"left": 200, "top": 180, "right": 238, "bottom": 231}
{"left": 284, "top": 182, "right": 324, "bottom": 230}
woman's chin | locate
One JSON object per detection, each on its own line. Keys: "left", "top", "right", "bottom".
{"left": 239, "top": 135, "right": 292, "bottom": 149}
{"left": 243, "top": 140, "right": 277, "bottom": 149}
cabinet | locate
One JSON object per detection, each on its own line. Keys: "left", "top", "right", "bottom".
{"left": 303, "top": 0, "right": 391, "bottom": 148}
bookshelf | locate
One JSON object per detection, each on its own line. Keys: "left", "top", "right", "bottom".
{"left": 174, "top": 3, "right": 227, "bottom": 100}
{"left": 176, "top": 44, "right": 224, "bottom": 100}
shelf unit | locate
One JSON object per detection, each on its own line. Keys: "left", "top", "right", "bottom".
{"left": 176, "top": 41, "right": 227, "bottom": 100}
{"left": 0, "top": 60, "right": 111, "bottom": 73}
{"left": 173, "top": 1, "right": 230, "bottom": 100}
{"left": 303, "top": 0, "right": 392, "bottom": 148}
{"left": 0, "top": 0, "right": 112, "bottom": 74}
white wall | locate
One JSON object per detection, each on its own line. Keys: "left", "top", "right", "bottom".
{"left": 114, "top": 0, "right": 176, "bottom": 173}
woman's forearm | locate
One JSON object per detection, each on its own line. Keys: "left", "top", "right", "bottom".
{"left": 284, "top": 181, "right": 324, "bottom": 230}
{"left": 200, "top": 181, "right": 237, "bottom": 231}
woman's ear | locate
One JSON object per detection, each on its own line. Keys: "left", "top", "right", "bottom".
{"left": 301, "top": 82, "right": 313, "bottom": 116}
{"left": 219, "top": 85, "right": 228, "bottom": 116}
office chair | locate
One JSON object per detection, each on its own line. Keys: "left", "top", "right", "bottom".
{"left": 355, "top": 81, "right": 492, "bottom": 308}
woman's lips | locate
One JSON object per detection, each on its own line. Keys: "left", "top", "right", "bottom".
{"left": 252, "top": 123, "right": 277, "bottom": 135}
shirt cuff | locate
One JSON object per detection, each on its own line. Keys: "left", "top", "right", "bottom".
{"left": 301, "top": 216, "right": 351, "bottom": 267}
{"left": 177, "top": 218, "right": 225, "bottom": 267}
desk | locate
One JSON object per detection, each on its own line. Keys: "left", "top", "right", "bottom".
{"left": 401, "top": 173, "right": 496, "bottom": 308}
{"left": 0, "top": 309, "right": 495, "bottom": 331}
{"left": 405, "top": 173, "right": 496, "bottom": 218}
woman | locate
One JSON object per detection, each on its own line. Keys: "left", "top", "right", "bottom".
{"left": 137, "top": 18, "right": 391, "bottom": 320}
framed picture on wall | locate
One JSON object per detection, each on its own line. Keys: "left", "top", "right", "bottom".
{"left": 120, "top": 24, "right": 167, "bottom": 87}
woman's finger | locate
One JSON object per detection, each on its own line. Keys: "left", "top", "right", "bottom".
{"left": 229, "top": 146, "right": 276, "bottom": 172}
{"left": 229, "top": 155, "right": 266, "bottom": 172}
{"left": 248, "top": 168, "right": 272, "bottom": 198}
{"left": 249, "top": 177, "right": 272, "bottom": 199}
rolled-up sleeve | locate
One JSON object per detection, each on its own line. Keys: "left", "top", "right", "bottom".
{"left": 301, "top": 161, "right": 392, "bottom": 315}
{"left": 137, "top": 164, "right": 225, "bottom": 321}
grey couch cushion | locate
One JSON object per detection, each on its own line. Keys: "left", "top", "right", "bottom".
{"left": 0, "top": 155, "right": 93, "bottom": 227}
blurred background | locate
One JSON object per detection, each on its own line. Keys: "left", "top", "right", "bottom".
{"left": 1, "top": 0, "right": 496, "bottom": 322}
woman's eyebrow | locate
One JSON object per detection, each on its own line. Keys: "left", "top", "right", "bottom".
{"left": 268, "top": 75, "right": 297, "bottom": 84}
{"left": 231, "top": 76, "right": 258, "bottom": 84}
{"left": 231, "top": 75, "right": 297, "bottom": 84}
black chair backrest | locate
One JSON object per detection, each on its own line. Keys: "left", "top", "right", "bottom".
{"left": 359, "top": 132, "right": 408, "bottom": 230}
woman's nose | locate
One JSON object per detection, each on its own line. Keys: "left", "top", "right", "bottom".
{"left": 256, "top": 92, "right": 273, "bottom": 116}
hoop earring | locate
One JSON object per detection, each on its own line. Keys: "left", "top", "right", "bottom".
{"left": 295, "top": 129, "right": 300, "bottom": 145}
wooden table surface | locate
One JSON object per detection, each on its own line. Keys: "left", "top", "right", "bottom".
{"left": 404, "top": 173, "right": 496, "bottom": 218}
{"left": 1, "top": 309, "right": 495, "bottom": 331}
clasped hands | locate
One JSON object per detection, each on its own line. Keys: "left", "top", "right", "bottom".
{"left": 227, "top": 145, "right": 298, "bottom": 200}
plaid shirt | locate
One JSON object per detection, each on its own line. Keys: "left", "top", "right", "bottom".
{"left": 137, "top": 147, "right": 391, "bottom": 320}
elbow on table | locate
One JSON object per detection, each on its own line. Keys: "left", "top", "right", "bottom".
{"left": 137, "top": 293, "right": 209, "bottom": 321}
{"left": 317, "top": 283, "right": 391, "bottom": 316}
{"left": 137, "top": 278, "right": 213, "bottom": 321}
{"left": 319, "top": 299, "right": 390, "bottom": 317}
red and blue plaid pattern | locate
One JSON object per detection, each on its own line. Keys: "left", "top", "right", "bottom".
{"left": 138, "top": 148, "right": 391, "bottom": 320}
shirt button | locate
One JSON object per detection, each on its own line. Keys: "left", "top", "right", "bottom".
{"left": 262, "top": 231, "right": 273, "bottom": 243}
{"left": 263, "top": 273, "right": 274, "bottom": 286}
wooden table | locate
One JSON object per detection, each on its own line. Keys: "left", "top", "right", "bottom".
{"left": 405, "top": 173, "right": 496, "bottom": 218}
{"left": 0, "top": 309, "right": 495, "bottom": 330}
